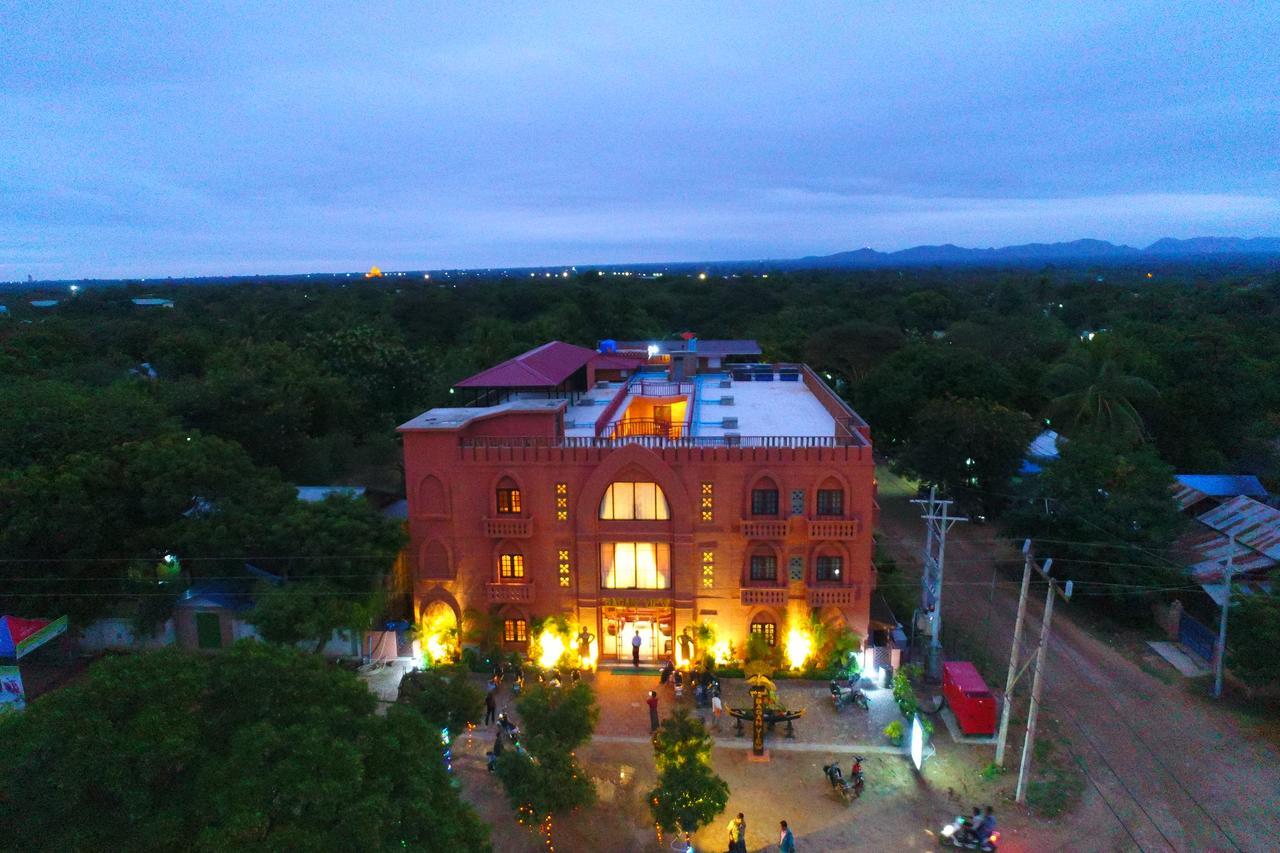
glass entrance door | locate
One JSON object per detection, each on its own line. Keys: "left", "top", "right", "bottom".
{"left": 602, "top": 607, "right": 674, "bottom": 662}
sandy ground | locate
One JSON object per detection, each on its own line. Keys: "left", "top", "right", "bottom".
{"left": 875, "top": 466, "right": 1280, "bottom": 851}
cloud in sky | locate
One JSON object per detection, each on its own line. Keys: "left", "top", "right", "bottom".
{"left": 1, "top": 2, "right": 1277, "bottom": 278}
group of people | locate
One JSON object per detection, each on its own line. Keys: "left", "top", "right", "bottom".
{"left": 726, "top": 812, "right": 796, "bottom": 853}
{"left": 652, "top": 658, "right": 725, "bottom": 731}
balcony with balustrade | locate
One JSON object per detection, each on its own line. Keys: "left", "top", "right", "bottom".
{"left": 483, "top": 517, "right": 533, "bottom": 538}
{"left": 486, "top": 582, "right": 535, "bottom": 603}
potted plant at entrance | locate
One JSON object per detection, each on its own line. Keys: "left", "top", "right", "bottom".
{"left": 883, "top": 719, "right": 904, "bottom": 747}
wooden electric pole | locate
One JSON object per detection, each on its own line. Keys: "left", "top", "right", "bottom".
{"left": 995, "top": 541, "right": 1050, "bottom": 767}
{"left": 1015, "top": 560, "right": 1072, "bottom": 804}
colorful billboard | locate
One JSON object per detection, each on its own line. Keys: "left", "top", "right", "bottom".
{"left": 0, "top": 614, "right": 68, "bottom": 659}
{"left": 0, "top": 665, "right": 24, "bottom": 713}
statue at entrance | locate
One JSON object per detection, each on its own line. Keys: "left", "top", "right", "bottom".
{"left": 576, "top": 627, "right": 596, "bottom": 667}
{"left": 677, "top": 628, "right": 694, "bottom": 664}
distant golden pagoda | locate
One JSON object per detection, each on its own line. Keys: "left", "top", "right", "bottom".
{"left": 366, "top": 265, "right": 384, "bottom": 278}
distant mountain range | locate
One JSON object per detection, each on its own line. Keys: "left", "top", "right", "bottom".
{"left": 794, "top": 236, "right": 1280, "bottom": 268}
{"left": 5, "top": 236, "right": 1279, "bottom": 289}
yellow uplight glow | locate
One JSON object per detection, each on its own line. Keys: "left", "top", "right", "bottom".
{"left": 710, "top": 639, "right": 733, "bottom": 666}
{"left": 785, "top": 627, "right": 813, "bottom": 670}
{"left": 538, "top": 629, "right": 567, "bottom": 669}
{"left": 425, "top": 632, "right": 450, "bottom": 664}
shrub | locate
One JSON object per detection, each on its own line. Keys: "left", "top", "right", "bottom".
{"left": 883, "top": 720, "right": 904, "bottom": 742}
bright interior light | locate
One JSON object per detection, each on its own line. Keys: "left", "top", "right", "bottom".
{"left": 646, "top": 344, "right": 659, "bottom": 357}
{"left": 784, "top": 627, "right": 812, "bottom": 670}
{"left": 910, "top": 714, "right": 925, "bottom": 770}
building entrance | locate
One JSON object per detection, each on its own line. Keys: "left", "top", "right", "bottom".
{"left": 601, "top": 606, "right": 674, "bottom": 663}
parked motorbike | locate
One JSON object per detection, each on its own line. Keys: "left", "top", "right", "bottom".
{"left": 823, "top": 757, "right": 864, "bottom": 804}
{"left": 939, "top": 813, "right": 999, "bottom": 850}
{"left": 830, "top": 678, "right": 870, "bottom": 711}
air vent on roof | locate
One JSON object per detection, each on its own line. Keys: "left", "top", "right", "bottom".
{"left": 724, "top": 432, "right": 741, "bottom": 446}
{"left": 720, "top": 396, "right": 734, "bottom": 406}
{"left": 721, "top": 417, "right": 738, "bottom": 430}
{"left": 719, "top": 379, "right": 732, "bottom": 389}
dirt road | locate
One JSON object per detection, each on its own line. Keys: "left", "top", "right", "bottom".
{"left": 876, "top": 467, "right": 1280, "bottom": 852}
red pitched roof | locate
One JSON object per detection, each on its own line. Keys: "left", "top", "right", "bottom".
{"left": 455, "top": 341, "right": 598, "bottom": 388}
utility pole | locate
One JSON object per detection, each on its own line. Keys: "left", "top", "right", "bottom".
{"left": 1213, "top": 534, "right": 1236, "bottom": 699}
{"left": 1015, "top": 562, "right": 1072, "bottom": 804}
{"left": 911, "top": 485, "right": 965, "bottom": 680}
{"left": 995, "top": 541, "right": 1050, "bottom": 767}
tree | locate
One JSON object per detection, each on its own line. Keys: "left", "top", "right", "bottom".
{"left": 0, "top": 432, "right": 294, "bottom": 625}
{"left": 895, "top": 397, "right": 1038, "bottom": 515}
{"left": 1224, "top": 591, "right": 1280, "bottom": 690}
{"left": 1002, "top": 436, "right": 1186, "bottom": 610}
{"left": 398, "top": 665, "right": 485, "bottom": 733}
{"left": 246, "top": 494, "right": 406, "bottom": 652}
{"left": 648, "top": 709, "right": 730, "bottom": 836}
{"left": 1045, "top": 339, "right": 1158, "bottom": 443}
{"left": 802, "top": 321, "right": 905, "bottom": 384}
{"left": 0, "top": 643, "right": 491, "bottom": 852}
{"left": 855, "top": 344, "right": 1016, "bottom": 447}
{"left": 495, "top": 681, "right": 598, "bottom": 822}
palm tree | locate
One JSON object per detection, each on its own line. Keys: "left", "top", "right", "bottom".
{"left": 1045, "top": 340, "right": 1158, "bottom": 442}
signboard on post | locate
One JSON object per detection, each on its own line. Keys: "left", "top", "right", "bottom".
{"left": 0, "top": 665, "right": 25, "bottom": 713}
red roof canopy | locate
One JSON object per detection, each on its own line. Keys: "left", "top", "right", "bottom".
{"left": 455, "top": 341, "right": 597, "bottom": 389}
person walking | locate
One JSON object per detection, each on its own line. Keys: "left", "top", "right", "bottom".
{"left": 726, "top": 813, "right": 746, "bottom": 853}
{"left": 778, "top": 820, "right": 795, "bottom": 853}
{"left": 484, "top": 689, "right": 497, "bottom": 726}
{"left": 647, "top": 690, "right": 660, "bottom": 733}
{"left": 631, "top": 628, "right": 643, "bottom": 667}
{"left": 711, "top": 688, "right": 724, "bottom": 732}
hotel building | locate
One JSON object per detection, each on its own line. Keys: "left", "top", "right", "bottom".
{"left": 399, "top": 338, "right": 881, "bottom": 664}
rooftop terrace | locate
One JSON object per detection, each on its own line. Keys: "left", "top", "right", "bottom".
{"left": 400, "top": 339, "right": 869, "bottom": 448}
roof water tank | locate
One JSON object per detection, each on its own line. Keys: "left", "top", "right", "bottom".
{"left": 599, "top": 339, "right": 617, "bottom": 353}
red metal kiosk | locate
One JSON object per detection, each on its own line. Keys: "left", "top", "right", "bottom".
{"left": 943, "top": 661, "right": 996, "bottom": 736}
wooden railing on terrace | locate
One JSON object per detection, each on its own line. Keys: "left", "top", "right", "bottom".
{"left": 460, "top": 433, "right": 861, "bottom": 449}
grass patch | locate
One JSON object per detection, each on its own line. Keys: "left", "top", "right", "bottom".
{"left": 1025, "top": 723, "right": 1086, "bottom": 819}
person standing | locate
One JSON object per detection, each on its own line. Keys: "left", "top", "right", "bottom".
{"left": 647, "top": 690, "right": 660, "bottom": 733}
{"left": 726, "top": 813, "right": 746, "bottom": 853}
{"left": 779, "top": 820, "right": 795, "bottom": 853}
{"left": 484, "top": 689, "right": 496, "bottom": 726}
{"left": 711, "top": 688, "right": 724, "bottom": 732}
{"left": 632, "top": 628, "right": 643, "bottom": 667}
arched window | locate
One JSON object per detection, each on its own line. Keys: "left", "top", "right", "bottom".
{"left": 747, "top": 545, "right": 779, "bottom": 583}
{"left": 495, "top": 477, "right": 522, "bottom": 514}
{"left": 750, "top": 477, "right": 780, "bottom": 517}
{"left": 599, "top": 481, "right": 670, "bottom": 520}
{"left": 503, "top": 618, "right": 528, "bottom": 643}
{"left": 750, "top": 620, "right": 777, "bottom": 647}
{"left": 498, "top": 553, "right": 525, "bottom": 580}
{"left": 816, "top": 476, "right": 844, "bottom": 517}
{"left": 813, "top": 542, "right": 847, "bottom": 583}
